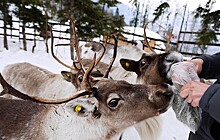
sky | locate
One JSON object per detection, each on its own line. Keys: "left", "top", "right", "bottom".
{"left": 118, "top": 0, "right": 220, "bottom": 12}
{"left": 117, "top": 0, "right": 220, "bottom": 28}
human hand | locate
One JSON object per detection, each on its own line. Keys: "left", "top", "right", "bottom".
{"left": 180, "top": 81, "right": 210, "bottom": 107}
{"left": 187, "top": 59, "right": 203, "bottom": 74}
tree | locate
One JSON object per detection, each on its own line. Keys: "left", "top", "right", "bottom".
{"left": 57, "top": 0, "right": 124, "bottom": 40}
{"left": 56, "top": 0, "right": 124, "bottom": 59}
{"left": 98, "top": 0, "right": 120, "bottom": 11}
{"left": 129, "top": 2, "right": 140, "bottom": 27}
{"left": 194, "top": 0, "right": 220, "bottom": 48}
{"left": 0, "top": 0, "right": 12, "bottom": 50}
{"left": 107, "top": 7, "right": 125, "bottom": 37}
{"left": 152, "top": 2, "right": 170, "bottom": 24}
{"left": 11, "top": 0, "right": 43, "bottom": 51}
{"left": 141, "top": 8, "right": 148, "bottom": 28}
{"left": 34, "top": 0, "right": 58, "bottom": 53}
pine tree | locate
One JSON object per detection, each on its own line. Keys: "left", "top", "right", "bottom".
{"left": 11, "top": 0, "right": 45, "bottom": 51}
{"left": 0, "top": 0, "right": 12, "bottom": 50}
{"left": 152, "top": 2, "right": 170, "bottom": 24}
{"left": 57, "top": 0, "right": 124, "bottom": 40}
{"left": 194, "top": 0, "right": 220, "bottom": 48}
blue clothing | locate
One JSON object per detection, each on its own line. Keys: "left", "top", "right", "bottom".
{"left": 189, "top": 52, "right": 220, "bottom": 140}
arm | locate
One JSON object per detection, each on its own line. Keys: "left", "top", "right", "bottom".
{"left": 199, "top": 84, "right": 220, "bottom": 123}
{"left": 192, "top": 52, "right": 220, "bottom": 79}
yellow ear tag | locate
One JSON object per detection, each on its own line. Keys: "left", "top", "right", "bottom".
{"left": 75, "top": 105, "right": 82, "bottom": 113}
{"left": 67, "top": 74, "right": 71, "bottom": 77}
{"left": 125, "top": 62, "right": 130, "bottom": 67}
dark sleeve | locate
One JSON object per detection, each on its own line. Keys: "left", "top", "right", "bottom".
{"left": 199, "top": 84, "right": 220, "bottom": 123}
{"left": 193, "top": 52, "right": 220, "bottom": 79}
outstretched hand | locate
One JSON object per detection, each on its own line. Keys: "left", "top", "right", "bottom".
{"left": 180, "top": 81, "right": 210, "bottom": 107}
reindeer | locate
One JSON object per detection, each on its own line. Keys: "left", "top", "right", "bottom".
{"left": 1, "top": 62, "right": 83, "bottom": 99}
{"left": 119, "top": 24, "right": 183, "bottom": 88}
{"left": 119, "top": 25, "right": 203, "bottom": 136}
{"left": 119, "top": 51, "right": 183, "bottom": 139}
{"left": 0, "top": 52, "right": 174, "bottom": 140}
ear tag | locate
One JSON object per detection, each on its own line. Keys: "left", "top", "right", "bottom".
{"left": 74, "top": 105, "right": 82, "bottom": 113}
{"left": 125, "top": 62, "right": 130, "bottom": 67}
{"left": 67, "top": 74, "right": 71, "bottom": 77}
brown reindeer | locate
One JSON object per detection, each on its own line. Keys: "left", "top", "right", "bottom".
{"left": 119, "top": 28, "right": 202, "bottom": 133}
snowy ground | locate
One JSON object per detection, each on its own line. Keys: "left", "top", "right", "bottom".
{"left": 1, "top": 37, "right": 220, "bottom": 140}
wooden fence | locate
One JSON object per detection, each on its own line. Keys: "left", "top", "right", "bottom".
{"left": 0, "top": 18, "right": 220, "bottom": 57}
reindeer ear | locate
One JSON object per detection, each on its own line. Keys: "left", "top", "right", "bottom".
{"left": 120, "top": 59, "right": 140, "bottom": 75}
{"left": 65, "top": 96, "right": 100, "bottom": 118}
{"left": 61, "top": 71, "right": 72, "bottom": 82}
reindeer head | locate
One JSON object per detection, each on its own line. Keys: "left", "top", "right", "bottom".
{"left": 120, "top": 52, "right": 183, "bottom": 85}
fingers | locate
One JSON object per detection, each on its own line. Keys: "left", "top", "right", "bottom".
{"left": 186, "top": 93, "right": 193, "bottom": 103}
{"left": 180, "top": 82, "right": 191, "bottom": 98}
{"left": 180, "top": 81, "right": 198, "bottom": 107}
{"left": 180, "top": 88, "right": 193, "bottom": 103}
{"left": 191, "top": 99, "right": 199, "bottom": 107}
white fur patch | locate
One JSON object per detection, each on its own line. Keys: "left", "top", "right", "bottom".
{"left": 164, "top": 52, "right": 183, "bottom": 75}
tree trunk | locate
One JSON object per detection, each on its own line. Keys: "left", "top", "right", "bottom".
{"left": 133, "top": 2, "right": 140, "bottom": 41}
{"left": 22, "top": 20, "right": 27, "bottom": 51}
{"left": 45, "top": 12, "right": 49, "bottom": 53}
{"left": 70, "top": 21, "right": 74, "bottom": 60}
{"left": 69, "top": 0, "right": 75, "bottom": 60}
{"left": 3, "top": 0, "right": 8, "bottom": 50}
{"left": 21, "top": 4, "right": 27, "bottom": 51}
{"left": 32, "top": 26, "right": 36, "bottom": 53}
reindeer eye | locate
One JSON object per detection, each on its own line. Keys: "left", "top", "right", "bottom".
{"left": 140, "top": 59, "right": 148, "bottom": 68}
{"left": 166, "top": 58, "right": 175, "bottom": 63}
{"left": 78, "top": 75, "right": 83, "bottom": 82}
{"left": 108, "top": 98, "right": 120, "bottom": 108}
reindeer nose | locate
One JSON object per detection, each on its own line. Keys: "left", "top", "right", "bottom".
{"left": 164, "top": 90, "right": 173, "bottom": 96}
{"left": 161, "top": 84, "right": 173, "bottom": 97}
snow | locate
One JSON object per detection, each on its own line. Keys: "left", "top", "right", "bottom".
{"left": 122, "top": 26, "right": 166, "bottom": 54}
{"left": 123, "top": 26, "right": 164, "bottom": 41}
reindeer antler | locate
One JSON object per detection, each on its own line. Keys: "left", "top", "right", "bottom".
{"left": 0, "top": 72, "right": 93, "bottom": 104}
{"left": 82, "top": 54, "right": 96, "bottom": 91}
{"left": 94, "top": 42, "right": 106, "bottom": 66}
{"left": 104, "top": 36, "right": 118, "bottom": 78}
{"left": 69, "top": 16, "right": 87, "bottom": 73}
{"left": 143, "top": 24, "right": 156, "bottom": 54}
{"left": 51, "top": 15, "right": 106, "bottom": 74}
{"left": 50, "top": 29, "right": 76, "bottom": 70}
